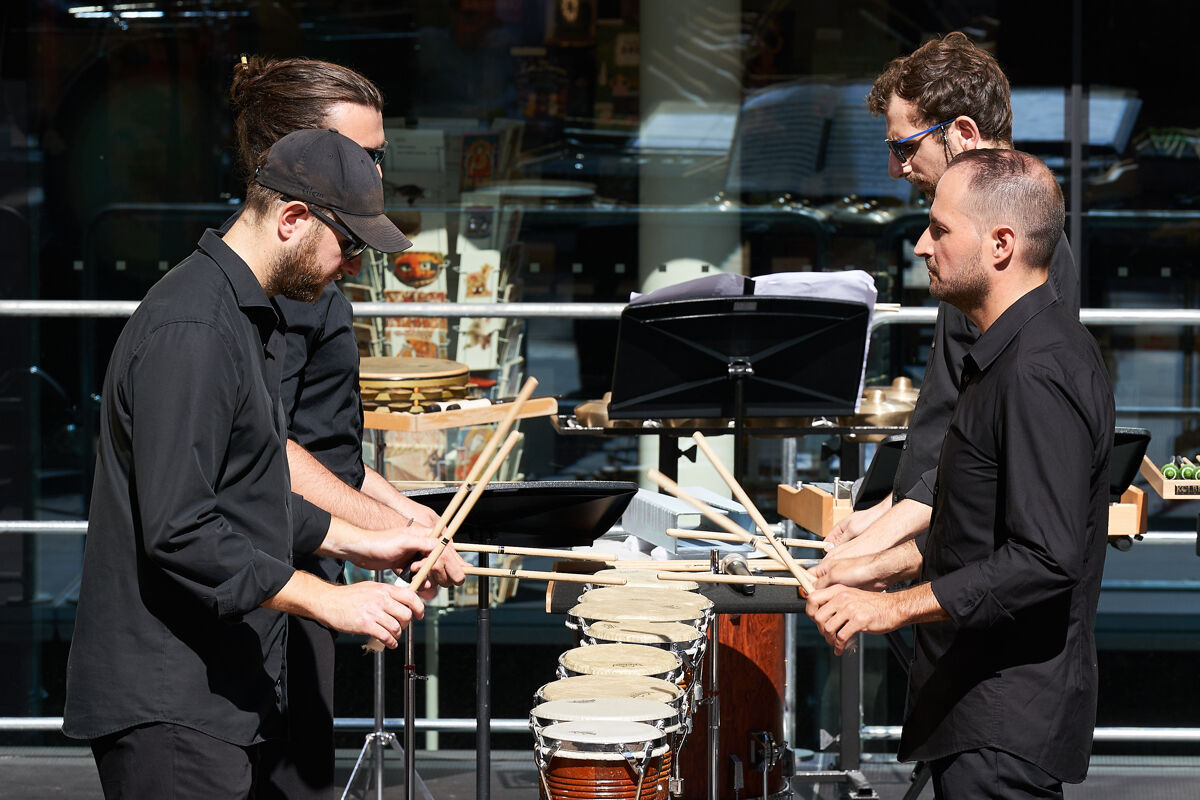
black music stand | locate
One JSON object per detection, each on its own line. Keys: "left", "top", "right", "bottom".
{"left": 403, "top": 481, "right": 637, "bottom": 800}
{"left": 608, "top": 292, "right": 870, "bottom": 480}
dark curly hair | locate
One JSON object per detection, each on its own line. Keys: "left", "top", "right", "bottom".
{"left": 230, "top": 55, "right": 383, "bottom": 181}
{"left": 867, "top": 32, "right": 1012, "bottom": 146}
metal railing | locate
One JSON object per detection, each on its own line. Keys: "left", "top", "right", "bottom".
{"left": 3, "top": 301, "right": 1200, "bottom": 743}
{"left": 5, "top": 299, "right": 1200, "bottom": 331}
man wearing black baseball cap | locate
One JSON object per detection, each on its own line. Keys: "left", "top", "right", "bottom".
{"left": 64, "top": 127, "right": 462, "bottom": 798}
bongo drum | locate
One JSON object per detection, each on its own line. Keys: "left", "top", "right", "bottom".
{"left": 358, "top": 356, "right": 469, "bottom": 413}
{"left": 534, "top": 720, "right": 671, "bottom": 800}
{"left": 558, "top": 643, "right": 681, "bottom": 685}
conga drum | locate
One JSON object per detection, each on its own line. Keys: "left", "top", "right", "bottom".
{"left": 677, "top": 613, "right": 787, "bottom": 799}
{"left": 534, "top": 720, "right": 671, "bottom": 800}
{"left": 531, "top": 697, "right": 683, "bottom": 793}
{"left": 358, "top": 356, "right": 469, "bottom": 413}
{"left": 557, "top": 643, "right": 682, "bottom": 685}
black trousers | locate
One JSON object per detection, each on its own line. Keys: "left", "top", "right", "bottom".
{"left": 930, "top": 748, "right": 1065, "bottom": 800}
{"left": 91, "top": 722, "right": 257, "bottom": 799}
{"left": 257, "top": 614, "right": 338, "bottom": 800}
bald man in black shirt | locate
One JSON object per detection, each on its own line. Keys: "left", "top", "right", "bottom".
{"left": 806, "top": 150, "right": 1114, "bottom": 798}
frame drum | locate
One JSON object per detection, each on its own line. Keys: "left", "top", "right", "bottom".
{"left": 535, "top": 720, "right": 670, "bottom": 800}
{"left": 558, "top": 643, "right": 681, "bottom": 684}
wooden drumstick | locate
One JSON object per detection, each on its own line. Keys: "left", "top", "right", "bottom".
{"left": 658, "top": 571, "right": 805, "bottom": 587}
{"left": 422, "top": 377, "right": 538, "bottom": 542}
{"left": 666, "top": 527, "right": 830, "bottom": 552}
{"left": 463, "top": 565, "right": 626, "bottom": 585}
{"left": 454, "top": 543, "right": 617, "bottom": 562}
{"left": 645, "top": 468, "right": 763, "bottom": 543}
{"left": 690, "top": 432, "right": 816, "bottom": 596}
{"left": 408, "top": 430, "right": 520, "bottom": 590}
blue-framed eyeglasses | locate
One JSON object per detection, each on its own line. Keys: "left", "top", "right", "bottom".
{"left": 306, "top": 205, "right": 369, "bottom": 260}
{"left": 885, "top": 118, "right": 956, "bottom": 163}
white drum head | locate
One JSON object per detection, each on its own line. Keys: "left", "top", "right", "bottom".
{"left": 536, "top": 674, "right": 683, "bottom": 706}
{"left": 539, "top": 720, "right": 667, "bottom": 760}
{"left": 532, "top": 697, "right": 677, "bottom": 726}
{"left": 585, "top": 619, "right": 702, "bottom": 647}
{"left": 579, "top": 586, "right": 714, "bottom": 614}
{"left": 590, "top": 569, "right": 699, "bottom": 591}
{"left": 559, "top": 643, "right": 680, "bottom": 677}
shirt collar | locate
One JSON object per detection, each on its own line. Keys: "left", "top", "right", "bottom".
{"left": 197, "top": 228, "right": 278, "bottom": 313}
{"left": 962, "top": 279, "right": 1059, "bottom": 378}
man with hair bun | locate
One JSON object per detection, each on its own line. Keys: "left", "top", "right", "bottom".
{"left": 819, "top": 32, "right": 1080, "bottom": 561}
{"left": 65, "top": 128, "right": 464, "bottom": 799}
{"left": 228, "top": 56, "right": 463, "bottom": 798}
{"left": 806, "top": 149, "right": 1114, "bottom": 798}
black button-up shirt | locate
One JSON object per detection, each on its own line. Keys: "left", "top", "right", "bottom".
{"left": 897, "top": 280, "right": 1114, "bottom": 782}
{"left": 894, "top": 232, "right": 1079, "bottom": 505}
{"left": 64, "top": 230, "right": 331, "bottom": 746}
{"left": 277, "top": 286, "right": 366, "bottom": 583}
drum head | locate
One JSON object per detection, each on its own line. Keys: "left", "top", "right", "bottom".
{"left": 559, "top": 643, "right": 680, "bottom": 677}
{"left": 579, "top": 586, "right": 714, "bottom": 615}
{"left": 590, "top": 568, "right": 699, "bottom": 591}
{"left": 359, "top": 356, "right": 469, "bottom": 381}
{"left": 585, "top": 619, "right": 702, "bottom": 647}
{"left": 532, "top": 697, "right": 678, "bottom": 727}
{"left": 536, "top": 675, "right": 682, "bottom": 706}
{"left": 539, "top": 720, "right": 667, "bottom": 759}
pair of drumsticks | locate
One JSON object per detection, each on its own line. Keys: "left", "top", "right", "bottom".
{"left": 646, "top": 431, "right": 819, "bottom": 597}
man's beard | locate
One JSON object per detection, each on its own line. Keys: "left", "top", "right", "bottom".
{"left": 265, "top": 227, "right": 333, "bottom": 303}
{"left": 928, "top": 249, "right": 988, "bottom": 311}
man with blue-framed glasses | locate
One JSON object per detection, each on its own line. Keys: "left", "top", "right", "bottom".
{"left": 816, "top": 32, "right": 1080, "bottom": 562}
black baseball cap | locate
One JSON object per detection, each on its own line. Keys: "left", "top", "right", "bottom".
{"left": 255, "top": 128, "right": 412, "bottom": 254}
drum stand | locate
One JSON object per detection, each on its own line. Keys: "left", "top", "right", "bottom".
{"left": 341, "top": 432, "right": 431, "bottom": 800}
{"left": 340, "top": 572, "right": 431, "bottom": 800}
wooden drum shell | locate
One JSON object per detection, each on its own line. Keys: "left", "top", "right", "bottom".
{"left": 676, "top": 612, "right": 787, "bottom": 799}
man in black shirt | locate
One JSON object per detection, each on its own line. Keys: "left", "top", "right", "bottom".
{"left": 64, "top": 129, "right": 462, "bottom": 799}
{"left": 806, "top": 150, "right": 1113, "bottom": 797}
{"left": 818, "top": 33, "right": 1080, "bottom": 564}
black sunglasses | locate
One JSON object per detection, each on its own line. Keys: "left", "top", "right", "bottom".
{"left": 362, "top": 143, "right": 386, "bottom": 166}
{"left": 306, "top": 205, "right": 369, "bottom": 260}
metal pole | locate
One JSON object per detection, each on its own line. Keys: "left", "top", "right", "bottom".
{"left": 404, "top": 626, "right": 416, "bottom": 800}
{"left": 373, "top": 585, "right": 386, "bottom": 800}
{"left": 708, "top": 548, "right": 722, "bottom": 800}
{"left": 476, "top": 550, "right": 491, "bottom": 800}
{"left": 426, "top": 610, "right": 440, "bottom": 751}
{"left": 781, "top": 437, "right": 799, "bottom": 747}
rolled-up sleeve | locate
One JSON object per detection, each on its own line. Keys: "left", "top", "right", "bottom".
{"left": 128, "top": 321, "right": 294, "bottom": 619}
{"left": 930, "top": 367, "right": 1091, "bottom": 629}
